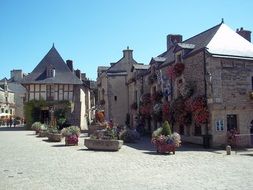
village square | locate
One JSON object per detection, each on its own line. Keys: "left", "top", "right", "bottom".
{"left": 1, "top": 19, "right": 253, "bottom": 189}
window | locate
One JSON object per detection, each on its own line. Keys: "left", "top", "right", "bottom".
{"left": 1, "top": 108, "right": 4, "bottom": 113}
{"left": 10, "top": 109, "right": 12, "bottom": 114}
{"left": 46, "top": 85, "right": 54, "bottom": 100}
{"left": 114, "top": 96, "right": 117, "bottom": 101}
{"left": 194, "top": 124, "right": 202, "bottom": 136}
{"left": 227, "top": 114, "right": 237, "bottom": 131}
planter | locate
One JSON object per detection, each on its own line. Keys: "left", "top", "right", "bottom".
{"left": 88, "top": 124, "right": 105, "bottom": 136}
{"left": 38, "top": 130, "right": 47, "bottom": 137}
{"left": 65, "top": 135, "right": 79, "bottom": 146}
{"left": 47, "top": 133, "right": 62, "bottom": 142}
{"left": 84, "top": 139, "right": 123, "bottom": 151}
{"left": 155, "top": 143, "right": 176, "bottom": 154}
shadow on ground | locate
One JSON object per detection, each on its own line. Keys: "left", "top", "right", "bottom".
{"left": 51, "top": 144, "right": 68, "bottom": 148}
{"left": 77, "top": 148, "right": 119, "bottom": 153}
{"left": 124, "top": 136, "right": 225, "bottom": 154}
{"left": 0, "top": 126, "right": 27, "bottom": 131}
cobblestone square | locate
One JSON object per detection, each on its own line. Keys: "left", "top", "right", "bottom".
{"left": 0, "top": 127, "right": 253, "bottom": 190}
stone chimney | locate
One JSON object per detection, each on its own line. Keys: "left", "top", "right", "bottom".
{"left": 66, "top": 60, "right": 73, "bottom": 72}
{"left": 11, "top": 69, "right": 23, "bottom": 82}
{"left": 167, "top": 34, "right": 183, "bottom": 50}
{"left": 123, "top": 46, "right": 133, "bottom": 59}
{"left": 81, "top": 73, "right": 86, "bottom": 80}
{"left": 236, "top": 27, "right": 251, "bottom": 42}
{"left": 75, "top": 69, "right": 81, "bottom": 80}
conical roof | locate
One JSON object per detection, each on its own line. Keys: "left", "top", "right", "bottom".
{"left": 21, "top": 45, "right": 82, "bottom": 84}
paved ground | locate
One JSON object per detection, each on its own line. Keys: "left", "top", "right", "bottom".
{"left": 0, "top": 126, "right": 253, "bottom": 190}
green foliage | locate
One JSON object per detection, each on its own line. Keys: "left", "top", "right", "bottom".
{"left": 24, "top": 100, "right": 47, "bottom": 129}
{"left": 31, "top": 122, "right": 42, "bottom": 131}
{"left": 24, "top": 100, "right": 71, "bottom": 130}
{"left": 161, "top": 121, "right": 172, "bottom": 136}
{"left": 47, "top": 126, "right": 61, "bottom": 134}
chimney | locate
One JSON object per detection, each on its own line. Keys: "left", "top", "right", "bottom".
{"left": 75, "top": 69, "right": 81, "bottom": 80}
{"left": 81, "top": 73, "right": 86, "bottom": 80}
{"left": 167, "top": 34, "right": 183, "bottom": 50}
{"left": 11, "top": 69, "right": 23, "bottom": 82}
{"left": 66, "top": 60, "right": 73, "bottom": 72}
{"left": 236, "top": 27, "right": 251, "bottom": 42}
{"left": 123, "top": 46, "right": 133, "bottom": 59}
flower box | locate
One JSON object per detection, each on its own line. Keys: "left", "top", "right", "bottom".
{"left": 84, "top": 139, "right": 123, "bottom": 151}
{"left": 47, "top": 133, "right": 62, "bottom": 142}
{"left": 65, "top": 135, "right": 78, "bottom": 146}
{"left": 155, "top": 143, "right": 176, "bottom": 154}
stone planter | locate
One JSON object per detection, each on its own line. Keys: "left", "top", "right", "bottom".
{"left": 84, "top": 139, "right": 123, "bottom": 151}
{"left": 38, "top": 130, "right": 47, "bottom": 137}
{"left": 47, "top": 133, "right": 62, "bottom": 142}
{"left": 65, "top": 135, "right": 79, "bottom": 146}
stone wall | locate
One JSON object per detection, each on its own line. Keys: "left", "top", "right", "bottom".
{"left": 107, "top": 75, "right": 128, "bottom": 126}
{"left": 207, "top": 57, "right": 253, "bottom": 146}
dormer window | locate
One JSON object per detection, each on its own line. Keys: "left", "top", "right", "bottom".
{"left": 46, "top": 65, "right": 55, "bottom": 78}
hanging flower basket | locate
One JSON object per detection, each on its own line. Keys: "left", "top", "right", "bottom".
{"left": 173, "top": 63, "right": 185, "bottom": 77}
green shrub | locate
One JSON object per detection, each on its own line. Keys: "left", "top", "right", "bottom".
{"left": 31, "top": 122, "right": 42, "bottom": 131}
{"left": 161, "top": 121, "right": 172, "bottom": 136}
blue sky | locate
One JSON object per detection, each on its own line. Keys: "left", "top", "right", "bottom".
{"left": 0, "top": 0, "right": 252, "bottom": 80}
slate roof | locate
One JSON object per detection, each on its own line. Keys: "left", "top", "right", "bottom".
{"left": 206, "top": 24, "right": 253, "bottom": 58}
{"left": 159, "top": 23, "right": 253, "bottom": 68}
{"left": 132, "top": 64, "right": 150, "bottom": 70}
{"left": 21, "top": 45, "right": 82, "bottom": 84}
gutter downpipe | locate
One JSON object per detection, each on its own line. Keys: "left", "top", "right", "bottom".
{"left": 203, "top": 48, "right": 211, "bottom": 148}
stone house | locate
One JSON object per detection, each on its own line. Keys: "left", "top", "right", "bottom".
{"left": 0, "top": 79, "right": 15, "bottom": 121}
{"left": 0, "top": 70, "right": 27, "bottom": 120}
{"left": 97, "top": 47, "right": 146, "bottom": 126}
{"left": 21, "top": 45, "right": 91, "bottom": 130}
{"left": 143, "top": 22, "right": 253, "bottom": 147}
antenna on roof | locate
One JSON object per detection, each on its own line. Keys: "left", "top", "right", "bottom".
{"left": 221, "top": 18, "right": 224, "bottom": 24}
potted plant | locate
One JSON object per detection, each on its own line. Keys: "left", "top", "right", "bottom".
{"left": 85, "top": 121, "right": 123, "bottom": 151}
{"left": 47, "top": 126, "right": 62, "bottom": 142}
{"left": 152, "top": 121, "right": 181, "bottom": 154}
{"left": 31, "top": 122, "right": 42, "bottom": 135}
{"left": 62, "top": 126, "right": 80, "bottom": 146}
{"left": 38, "top": 124, "right": 48, "bottom": 137}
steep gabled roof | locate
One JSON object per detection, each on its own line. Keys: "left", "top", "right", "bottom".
{"left": 206, "top": 24, "right": 253, "bottom": 58}
{"left": 159, "top": 22, "right": 253, "bottom": 68}
{"left": 21, "top": 45, "right": 82, "bottom": 84}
